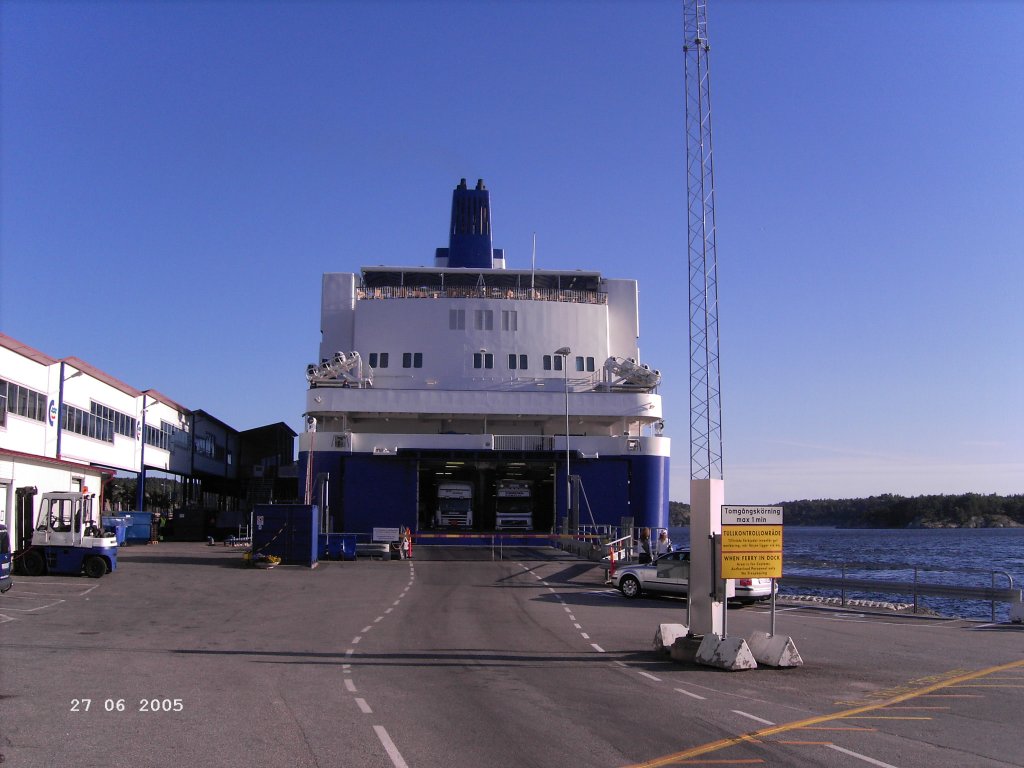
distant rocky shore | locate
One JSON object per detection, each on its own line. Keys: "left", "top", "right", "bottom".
{"left": 669, "top": 493, "right": 1024, "bottom": 529}
{"left": 906, "top": 513, "right": 1022, "bottom": 529}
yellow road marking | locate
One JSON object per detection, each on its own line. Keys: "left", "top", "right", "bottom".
{"left": 882, "top": 706, "right": 949, "bottom": 710}
{"left": 952, "top": 684, "right": 1024, "bottom": 688}
{"left": 624, "top": 658, "right": 1024, "bottom": 768}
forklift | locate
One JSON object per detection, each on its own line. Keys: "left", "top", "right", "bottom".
{"left": 20, "top": 491, "right": 118, "bottom": 579}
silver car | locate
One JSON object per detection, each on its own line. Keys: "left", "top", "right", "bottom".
{"left": 612, "top": 550, "right": 775, "bottom": 604}
{"left": 612, "top": 550, "right": 691, "bottom": 599}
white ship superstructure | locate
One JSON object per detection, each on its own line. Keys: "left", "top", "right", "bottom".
{"left": 301, "top": 179, "right": 669, "bottom": 535}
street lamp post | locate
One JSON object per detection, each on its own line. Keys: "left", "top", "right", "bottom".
{"left": 136, "top": 394, "right": 148, "bottom": 511}
{"left": 554, "top": 347, "right": 571, "bottom": 527}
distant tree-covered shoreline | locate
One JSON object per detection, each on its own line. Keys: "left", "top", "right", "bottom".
{"left": 669, "top": 493, "right": 1024, "bottom": 529}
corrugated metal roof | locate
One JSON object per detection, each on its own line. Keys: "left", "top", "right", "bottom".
{"left": 0, "top": 333, "right": 58, "bottom": 365}
{"left": 62, "top": 356, "right": 141, "bottom": 397}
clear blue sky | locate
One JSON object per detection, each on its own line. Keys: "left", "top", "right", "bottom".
{"left": 2, "top": 1, "right": 1021, "bottom": 504}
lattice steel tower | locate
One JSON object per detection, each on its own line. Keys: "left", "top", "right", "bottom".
{"left": 684, "top": 0, "right": 724, "bottom": 481}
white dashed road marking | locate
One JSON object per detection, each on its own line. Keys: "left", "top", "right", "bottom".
{"left": 374, "top": 725, "right": 410, "bottom": 768}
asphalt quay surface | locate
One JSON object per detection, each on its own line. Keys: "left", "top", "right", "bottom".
{"left": 1, "top": 543, "right": 1021, "bottom": 768}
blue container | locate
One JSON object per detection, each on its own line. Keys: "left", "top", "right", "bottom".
{"left": 319, "top": 533, "right": 357, "bottom": 561}
{"left": 123, "top": 511, "right": 153, "bottom": 543}
{"left": 101, "top": 516, "right": 129, "bottom": 546}
{"left": 252, "top": 505, "right": 319, "bottom": 567}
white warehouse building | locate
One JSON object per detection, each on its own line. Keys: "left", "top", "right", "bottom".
{"left": 0, "top": 333, "right": 288, "bottom": 553}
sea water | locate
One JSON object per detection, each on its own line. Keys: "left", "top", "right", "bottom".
{"left": 668, "top": 526, "right": 1024, "bottom": 622}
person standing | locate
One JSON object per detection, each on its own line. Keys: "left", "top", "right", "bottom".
{"left": 655, "top": 529, "right": 672, "bottom": 557}
{"left": 638, "top": 528, "right": 652, "bottom": 564}
{"left": 402, "top": 527, "right": 413, "bottom": 560}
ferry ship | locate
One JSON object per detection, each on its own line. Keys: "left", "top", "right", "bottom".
{"left": 300, "top": 179, "right": 669, "bottom": 537}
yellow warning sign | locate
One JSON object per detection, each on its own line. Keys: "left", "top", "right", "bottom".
{"left": 720, "top": 524, "right": 783, "bottom": 579}
{"left": 721, "top": 551, "right": 783, "bottom": 579}
{"left": 721, "top": 525, "right": 783, "bottom": 551}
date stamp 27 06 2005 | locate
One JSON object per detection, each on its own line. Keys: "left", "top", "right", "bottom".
{"left": 71, "top": 698, "right": 184, "bottom": 713}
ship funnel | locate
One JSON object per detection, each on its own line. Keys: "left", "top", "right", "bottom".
{"left": 435, "top": 179, "right": 505, "bottom": 269}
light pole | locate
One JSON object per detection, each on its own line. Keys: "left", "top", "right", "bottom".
{"left": 554, "top": 347, "right": 571, "bottom": 527}
{"left": 136, "top": 394, "right": 148, "bottom": 511}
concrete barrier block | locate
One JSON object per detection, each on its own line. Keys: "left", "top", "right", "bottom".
{"left": 747, "top": 630, "right": 803, "bottom": 667}
{"left": 1010, "top": 600, "right": 1023, "bottom": 624}
{"left": 653, "top": 623, "right": 689, "bottom": 655}
{"left": 670, "top": 634, "right": 702, "bottom": 664}
{"left": 695, "top": 634, "right": 758, "bottom": 671}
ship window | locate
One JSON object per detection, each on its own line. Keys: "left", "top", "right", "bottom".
{"left": 575, "top": 356, "right": 585, "bottom": 372}
{"left": 501, "top": 310, "right": 518, "bottom": 331}
{"left": 543, "top": 355, "right": 563, "bottom": 371}
{"left": 519, "top": 354, "right": 528, "bottom": 369}
{"left": 509, "top": 354, "right": 528, "bottom": 370}
{"left": 473, "top": 353, "right": 493, "bottom": 369}
{"left": 370, "top": 352, "right": 389, "bottom": 369}
{"left": 543, "top": 355, "right": 551, "bottom": 370}
{"left": 403, "top": 353, "right": 411, "bottom": 368}
{"left": 403, "top": 353, "right": 423, "bottom": 369}
{"left": 449, "top": 309, "right": 465, "bottom": 330}
{"left": 474, "top": 309, "right": 493, "bottom": 330}
{"left": 587, "top": 357, "right": 595, "bottom": 372}
{"left": 508, "top": 354, "right": 517, "bottom": 370}
{"left": 369, "top": 353, "right": 377, "bottom": 368}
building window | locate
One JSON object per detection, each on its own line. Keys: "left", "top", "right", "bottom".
{"left": 194, "top": 432, "right": 215, "bottom": 458}
{"left": 62, "top": 403, "right": 114, "bottom": 443}
{"left": 474, "top": 309, "right": 493, "bottom": 330}
{"left": 0, "top": 378, "right": 47, "bottom": 424}
{"left": 449, "top": 309, "right": 465, "bottom": 330}
{"left": 473, "top": 352, "right": 494, "bottom": 369}
{"left": 402, "top": 352, "right": 424, "bottom": 369}
{"left": 542, "top": 354, "right": 564, "bottom": 371}
{"left": 501, "top": 310, "right": 518, "bottom": 331}
{"left": 90, "top": 402, "right": 136, "bottom": 439}
{"left": 146, "top": 420, "right": 175, "bottom": 451}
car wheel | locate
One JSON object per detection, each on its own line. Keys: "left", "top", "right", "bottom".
{"left": 23, "top": 549, "right": 46, "bottom": 577}
{"left": 84, "top": 556, "right": 106, "bottom": 579}
{"left": 620, "top": 575, "right": 642, "bottom": 599}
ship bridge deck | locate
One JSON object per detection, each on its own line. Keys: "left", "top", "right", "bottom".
{"left": 358, "top": 267, "right": 607, "bottom": 304}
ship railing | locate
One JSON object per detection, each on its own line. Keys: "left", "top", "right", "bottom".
{"left": 492, "top": 435, "right": 554, "bottom": 452}
{"left": 356, "top": 285, "right": 608, "bottom": 305}
{"left": 781, "top": 557, "right": 1021, "bottom": 622}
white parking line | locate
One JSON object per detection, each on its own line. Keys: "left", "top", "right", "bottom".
{"left": 827, "top": 744, "right": 899, "bottom": 768}
{"left": 591, "top": 643, "right": 605, "bottom": 653}
{"left": 732, "top": 710, "right": 774, "bottom": 725}
{"left": 355, "top": 698, "right": 373, "bottom": 714}
{"left": 675, "top": 688, "right": 706, "bottom": 701}
{"left": 374, "top": 725, "right": 410, "bottom": 768}
{"left": 580, "top": 632, "right": 590, "bottom": 640}
{"left": 344, "top": 679, "right": 357, "bottom": 693}
{"left": 361, "top": 626, "right": 373, "bottom": 634}
{"left": 352, "top": 636, "right": 362, "bottom": 644}
{"left": 638, "top": 671, "right": 661, "bottom": 682}
{"left": 0, "top": 598, "right": 66, "bottom": 612}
